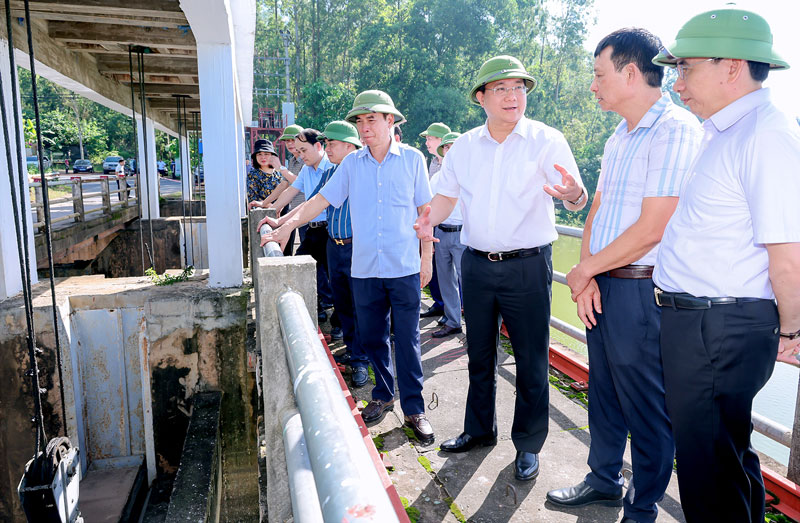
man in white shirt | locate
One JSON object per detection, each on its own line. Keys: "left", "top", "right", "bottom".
{"left": 651, "top": 7, "right": 800, "bottom": 522}
{"left": 545, "top": 29, "right": 702, "bottom": 522}
{"left": 415, "top": 55, "right": 587, "bottom": 481}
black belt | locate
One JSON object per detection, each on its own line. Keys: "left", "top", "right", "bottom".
{"left": 469, "top": 246, "right": 544, "bottom": 262}
{"left": 654, "top": 287, "right": 768, "bottom": 310}
{"left": 329, "top": 236, "right": 352, "bottom": 245}
{"left": 308, "top": 221, "right": 328, "bottom": 229}
{"left": 437, "top": 224, "right": 462, "bottom": 233}
{"left": 602, "top": 264, "right": 653, "bottom": 279}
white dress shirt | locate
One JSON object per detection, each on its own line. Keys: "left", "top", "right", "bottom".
{"left": 436, "top": 117, "right": 583, "bottom": 251}
{"left": 654, "top": 88, "right": 800, "bottom": 299}
{"left": 429, "top": 163, "right": 462, "bottom": 226}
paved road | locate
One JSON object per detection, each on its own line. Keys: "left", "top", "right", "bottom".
{"left": 32, "top": 174, "right": 185, "bottom": 230}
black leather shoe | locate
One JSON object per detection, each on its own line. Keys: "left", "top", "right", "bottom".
{"left": 546, "top": 481, "right": 623, "bottom": 507}
{"left": 432, "top": 325, "right": 463, "bottom": 338}
{"left": 514, "top": 451, "right": 539, "bottom": 481}
{"left": 361, "top": 399, "right": 394, "bottom": 424}
{"left": 420, "top": 306, "right": 444, "bottom": 318}
{"left": 440, "top": 432, "right": 497, "bottom": 453}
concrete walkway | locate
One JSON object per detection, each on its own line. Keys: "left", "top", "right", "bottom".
{"left": 331, "top": 304, "right": 687, "bottom": 523}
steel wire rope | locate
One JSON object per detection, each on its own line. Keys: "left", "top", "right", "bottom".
{"left": 175, "top": 95, "right": 188, "bottom": 267}
{"left": 0, "top": 23, "right": 45, "bottom": 454}
{"left": 128, "top": 45, "right": 146, "bottom": 274}
{"left": 22, "top": 0, "right": 70, "bottom": 445}
{"left": 181, "top": 96, "right": 196, "bottom": 267}
{"left": 136, "top": 49, "right": 155, "bottom": 267}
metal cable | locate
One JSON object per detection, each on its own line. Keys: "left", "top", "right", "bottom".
{"left": 128, "top": 45, "right": 146, "bottom": 274}
{"left": 175, "top": 95, "right": 188, "bottom": 267}
{"left": 6, "top": 0, "right": 47, "bottom": 452}
{"left": 136, "top": 50, "right": 155, "bottom": 267}
{"left": 24, "top": 0, "right": 69, "bottom": 448}
{"left": 181, "top": 96, "right": 196, "bottom": 266}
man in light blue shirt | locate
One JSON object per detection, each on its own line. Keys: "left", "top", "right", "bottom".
{"left": 546, "top": 29, "right": 702, "bottom": 522}
{"left": 262, "top": 90, "right": 436, "bottom": 444}
{"left": 268, "top": 129, "right": 334, "bottom": 317}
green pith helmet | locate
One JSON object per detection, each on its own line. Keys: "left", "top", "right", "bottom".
{"left": 345, "top": 90, "right": 406, "bottom": 125}
{"left": 320, "top": 120, "right": 362, "bottom": 149}
{"left": 652, "top": 7, "right": 789, "bottom": 70}
{"left": 437, "top": 132, "right": 461, "bottom": 157}
{"left": 278, "top": 124, "right": 304, "bottom": 141}
{"left": 419, "top": 122, "right": 451, "bottom": 139}
{"left": 469, "top": 55, "right": 537, "bottom": 105}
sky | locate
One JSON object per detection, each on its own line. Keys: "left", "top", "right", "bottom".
{"left": 583, "top": 0, "right": 800, "bottom": 118}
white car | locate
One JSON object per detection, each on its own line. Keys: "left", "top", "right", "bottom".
{"left": 102, "top": 155, "right": 123, "bottom": 174}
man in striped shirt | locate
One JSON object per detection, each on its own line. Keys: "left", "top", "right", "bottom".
{"left": 546, "top": 29, "right": 702, "bottom": 522}
{"left": 259, "top": 121, "right": 371, "bottom": 387}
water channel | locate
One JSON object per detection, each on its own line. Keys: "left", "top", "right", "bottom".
{"left": 551, "top": 235, "right": 798, "bottom": 466}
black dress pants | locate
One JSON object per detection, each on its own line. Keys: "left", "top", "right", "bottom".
{"left": 660, "top": 299, "right": 779, "bottom": 523}
{"left": 461, "top": 245, "right": 552, "bottom": 453}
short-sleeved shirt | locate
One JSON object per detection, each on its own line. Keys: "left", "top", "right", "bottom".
{"left": 590, "top": 94, "right": 702, "bottom": 265}
{"left": 430, "top": 161, "right": 462, "bottom": 226}
{"left": 247, "top": 167, "right": 282, "bottom": 202}
{"left": 654, "top": 88, "right": 800, "bottom": 299}
{"left": 320, "top": 139, "right": 432, "bottom": 279}
{"left": 286, "top": 154, "right": 306, "bottom": 209}
{"left": 291, "top": 154, "right": 333, "bottom": 222}
{"left": 437, "top": 117, "right": 583, "bottom": 251}
{"left": 308, "top": 165, "right": 352, "bottom": 240}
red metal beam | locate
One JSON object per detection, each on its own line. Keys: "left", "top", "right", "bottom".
{"left": 548, "top": 344, "right": 589, "bottom": 385}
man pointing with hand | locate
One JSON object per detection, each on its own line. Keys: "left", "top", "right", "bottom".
{"left": 415, "top": 55, "right": 586, "bottom": 481}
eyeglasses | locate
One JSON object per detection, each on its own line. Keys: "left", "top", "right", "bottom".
{"left": 485, "top": 84, "right": 527, "bottom": 96}
{"left": 676, "top": 58, "right": 720, "bottom": 80}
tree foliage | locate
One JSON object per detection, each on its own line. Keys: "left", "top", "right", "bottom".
{"left": 255, "top": 0, "right": 622, "bottom": 225}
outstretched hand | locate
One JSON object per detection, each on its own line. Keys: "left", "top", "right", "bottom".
{"left": 413, "top": 205, "right": 440, "bottom": 243}
{"left": 260, "top": 225, "right": 291, "bottom": 249}
{"left": 543, "top": 164, "right": 582, "bottom": 202}
{"left": 256, "top": 215, "right": 280, "bottom": 233}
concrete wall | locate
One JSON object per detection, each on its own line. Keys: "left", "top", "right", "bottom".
{"left": 0, "top": 275, "right": 258, "bottom": 522}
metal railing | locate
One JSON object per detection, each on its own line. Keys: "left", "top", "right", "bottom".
{"left": 276, "top": 290, "right": 399, "bottom": 522}
{"left": 553, "top": 224, "right": 798, "bottom": 471}
{"left": 29, "top": 175, "right": 139, "bottom": 231}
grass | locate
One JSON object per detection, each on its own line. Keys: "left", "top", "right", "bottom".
{"left": 402, "top": 426, "right": 418, "bottom": 442}
{"left": 417, "top": 455, "right": 433, "bottom": 474}
{"left": 444, "top": 497, "right": 467, "bottom": 523}
{"left": 368, "top": 366, "right": 376, "bottom": 385}
{"left": 399, "top": 497, "right": 420, "bottom": 523}
{"left": 372, "top": 435, "right": 384, "bottom": 450}
{"left": 765, "top": 512, "right": 794, "bottom": 522}
{"left": 548, "top": 373, "right": 588, "bottom": 407}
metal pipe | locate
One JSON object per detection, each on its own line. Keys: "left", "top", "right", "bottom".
{"left": 555, "top": 224, "right": 583, "bottom": 238}
{"left": 550, "top": 315, "right": 587, "bottom": 344}
{"left": 282, "top": 412, "right": 324, "bottom": 523}
{"left": 752, "top": 411, "right": 792, "bottom": 448}
{"left": 276, "top": 291, "right": 398, "bottom": 522}
{"left": 259, "top": 224, "right": 284, "bottom": 258}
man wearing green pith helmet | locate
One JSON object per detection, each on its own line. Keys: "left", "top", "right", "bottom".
{"left": 415, "top": 55, "right": 587, "bottom": 481}
{"left": 651, "top": 7, "right": 800, "bottom": 522}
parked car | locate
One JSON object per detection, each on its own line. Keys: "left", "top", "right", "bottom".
{"left": 72, "top": 159, "right": 93, "bottom": 173}
{"left": 26, "top": 155, "right": 51, "bottom": 172}
{"left": 102, "top": 155, "right": 123, "bottom": 174}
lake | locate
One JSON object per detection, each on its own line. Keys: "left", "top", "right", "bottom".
{"left": 551, "top": 235, "right": 798, "bottom": 466}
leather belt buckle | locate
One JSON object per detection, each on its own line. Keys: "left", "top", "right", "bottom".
{"left": 488, "top": 252, "right": 502, "bottom": 262}
{"left": 334, "top": 238, "right": 345, "bottom": 245}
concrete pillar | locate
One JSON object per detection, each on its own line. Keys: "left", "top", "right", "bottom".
{"left": 179, "top": 133, "right": 192, "bottom": 201}
{"left": 236, "top": 111, "right": 246, "bottom": 217}
{"left": 136, "top": 117, "right": 159, "bottom": 219}
{"left": 195, "top": 42, "right": 243, "bottom": 287}
{"left": 0, "top": 38, "right": 37, "bottom": 300}
{"left": 256, "top": 255, "right": 317, "bottom": 522}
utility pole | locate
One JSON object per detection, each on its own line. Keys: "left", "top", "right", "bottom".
{"left": 68, "top": 95, "right": 85, "bottom": 159}
{"left": 279, "top": 30, "right": 292, "bottom": 103}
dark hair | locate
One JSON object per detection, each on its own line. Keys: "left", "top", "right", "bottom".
{"left": 747, "top": 60, "right": 770, "bottom": 82}
{"left": 393, "top": 125, "right": 403, "bottom": 141}
{"left": 295, "top": 128, "right": 322, "bottom": 146}
{"left": 595, "top": 28, "right": 664, "bottom": 88}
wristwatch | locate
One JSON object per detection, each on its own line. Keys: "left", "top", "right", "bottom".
{"left": 780, "top": 327, "right": 800, "bottom": 340}
{"left": 568, "top": 188, "right": 586, "bottom": 206}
